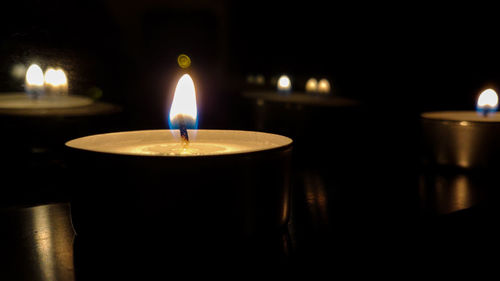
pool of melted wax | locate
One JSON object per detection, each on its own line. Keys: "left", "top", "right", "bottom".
{"left": 127, "top": 142, "right": 251, "bottom": 156}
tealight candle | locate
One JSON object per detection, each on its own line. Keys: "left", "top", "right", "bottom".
{"left": 1, "top": 64, "right": 94, "bottom": 110}
{"left": 65, "top": 74, "right": 293, "bottom": 263}
{"left": 422, "top": 88, "right": 500, "bottom": 168}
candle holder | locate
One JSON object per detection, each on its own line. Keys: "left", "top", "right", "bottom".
{"left": 65, "top": 129, "right": 292, "bottom": 268}
{"left": 421, "top": 111, "right": 500, "bottom": 169}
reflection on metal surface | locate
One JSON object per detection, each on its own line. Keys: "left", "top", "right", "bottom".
{"left": 1, "top": 203, "right": 76, "bottom": 281}
{"left": 419, "top": 173, "right": 482, "bottom": 215}
{"left": 302, "top": 170, "right": 329, "bottom": 226}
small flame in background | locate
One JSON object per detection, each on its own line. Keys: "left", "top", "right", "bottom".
{"left": 277, "top": 74, "right": 291, "bottom": 92}
{"left": 44, "top": 68, "right": 67, "bottom": 87}
{"left": 25, "top": 64, "right": 44, "bottom": 87}
{"left": 305, "top": 78, "right": 318, "bottom": 92}
{"left": 44, "top": 68, "right": 68, "bottom": 96}
{"left": 476, "top": 88, "right": 498, "bottom": 115}
{"left": 168, "top": 73, "right": 198, "bottom": 131}
{"left": 318, "top": 78, "right": 331, "bottom": 94}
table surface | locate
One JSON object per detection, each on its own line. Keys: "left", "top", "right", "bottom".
{"left": 1, "top": 103, "right": 498, "bottom": 274}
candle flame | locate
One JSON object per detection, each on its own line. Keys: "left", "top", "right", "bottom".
{"left": 45, "top": 68, "right": 68, "bottom": 87}
{"left": 318, "top": 78, "right": 331, "bottom": 94}
{"left": 169, "top": 74, "right": 197, "bottom": 129}
{"left": 277, "top": 75, "right": 291, "bottom": 92}
{"left": 476, "top": 88, "right": 498, "bottom": 115}
{"left": 26, "top": 64, "right": 44, "bottom": 86}
{"left": 305, "top": 78, "right": 318, "bottom": 92}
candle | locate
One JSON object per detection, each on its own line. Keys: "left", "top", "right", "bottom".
{"left": 1, "top": 64, "right": 93, "bottom": 110}
{"left": 421, "top": 88, "right": 500, "bottom": 168}
{"left": 65, "top": 74, "right": 293, "bottom": 263}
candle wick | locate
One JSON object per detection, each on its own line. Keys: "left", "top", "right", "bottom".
{"left": 178, "top": 116, "right": 190, "bottom": 146}
{"left": 482, "top": 107, "right": 490, "bottom": 117}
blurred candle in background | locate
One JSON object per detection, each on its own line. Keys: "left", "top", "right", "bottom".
{"left": 476, "top": 88, "right": 498, "bottom": 116}
{"left": 44, "top": 68, "right": 69, "bottom": 96}
{"left": 305, "top": 78, "right": 318, "bottom": 93}
{"left": 318, "top": 78, "right": 331, "bottom": 94}
{"left": 277, "top": 74, "right": 291, "bottom": 93}
{"left": 255, "top": 74, "right": 265, "bottom": 85}
{"left": 421, "top": 88, "right": 500, "bottom": 168}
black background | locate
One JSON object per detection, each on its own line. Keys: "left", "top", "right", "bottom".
{"left": 2, "top": 0, "right": 500, "bottom": 273}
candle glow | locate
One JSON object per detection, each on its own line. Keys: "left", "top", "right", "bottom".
{"left": 277, "top": 75, "right": 291, "bottom": 92}
{"left": 169, "top": 74, "right": 198, "bottom": 134}
{"left": 476, "top": 88, "right": 498, "bottom": 116}
{"left": 26, "top": 64, "right": 44, "bottom": 87}
{"left": 44, "top": 68, "right": 68, "bottom": 96}
{"left": 25, "top": 64, "right": 45, "bottom": 99}
{"left": 318, "top": 79, "right": 331, "bottom": 94}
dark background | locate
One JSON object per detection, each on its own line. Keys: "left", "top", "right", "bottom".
{"left": 2, "top": 0, "right": 500, "bottom": 271}
{"left": 2, "top": 0, "right": 500, "bottom": 121}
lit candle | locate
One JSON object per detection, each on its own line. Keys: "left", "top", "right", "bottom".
{"left": 68, "top": 74, "right": 291, "bottom": 157}
{"left": 65, "top": 74, "right": 293, "bottom": 243}
{"left": 305, "top": 78, "right": 318, "bottom": 93}
{"left": 25, "top": 64, "right": 44, "bottom": 99}
{"left": 1, "top": 64, "right": 92, "bottom": 110}
{"left": 421, "top": 88, "right": 500, "bottom": 168}
{"left": 277, "top": 74, "right": 291, "bottom": 93}
{"left": 317, "top": 78, "right": 331, "bottom": 94}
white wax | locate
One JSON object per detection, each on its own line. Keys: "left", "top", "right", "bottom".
{"left": 0, "top": 93, "right": 93, "bottom": 109}
{"left": 421, "top": 111, "right": 500, "bottom": 122}
{"left": 65, "top": 130, "right": 292, "bottom": 157}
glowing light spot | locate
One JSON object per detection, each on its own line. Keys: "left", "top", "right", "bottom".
{"left": 11, "top": 63, "right": 26, "bottom": 79}
{"left": 477, "top": 89, "right": 498, "bottom": 108}
{"left": 177, "top": 54, "right": 192, "bottom": 69}
{"left": 44, "top": 68, "right": 67, "bottom": 86}
{"left": 318, "top": 78, "right": 331, "bottom": 94}
{"left": 169, "top": 74, "right": 197, "bottom": 128}
{"left": 26, "top": 64, "right": 44, "bottom": 86}
{"left": 305, "top": 78, "right": 318, "bottom": 92}
{"left": 277, "top": 75, "right": 291, "bottom": 92}
{"left": 476, "top": 88, "right": 498, "bottom": 115}
{"left": 255, "top": 74, "right": 265, "bottom": 85}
